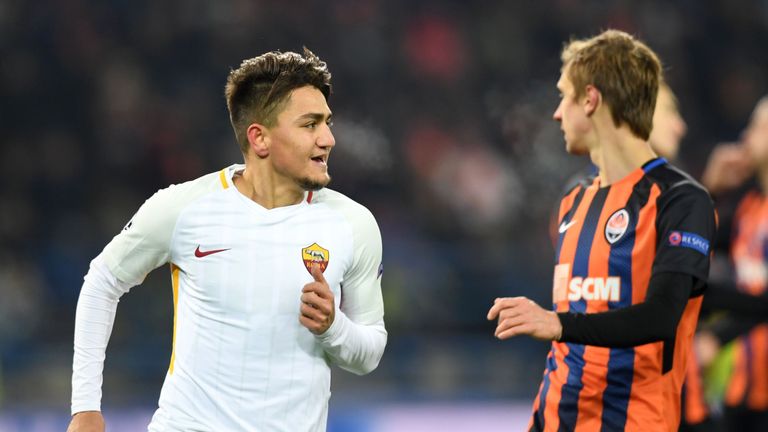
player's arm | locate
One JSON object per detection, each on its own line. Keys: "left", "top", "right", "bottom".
{"left": 556, "top": 271, "right": 696, "bottom": 346}
{"left": 69, "top": 186, "right": 182, "bottom": 430}
{"left": 694, "top": 311, "right": 766, "bottom": 368}
{"left": 489, "top": 184, "right": 716, "bottom": 348}
{"left": 302, "top": 206, "right": 387, "bottom": 375}
{"left": 705, "top": 314, "right": 765, "bottom": 346}
{"left": 69, "top": 254, "right": 135, "bottom": 432}
{"left": 700, "top": 143, "right": 753, "bottom": 198}
{"left": 487, "top": 272, "right": 695, "bottom": 345}
{"left": 702, "top": 280, "right": 768, "bottom": 318}
{"left": 698, "top": 282, "right": 768, "bottom": 349}
{"left": 694, "top": 286, "right": 768, "bottom": 367}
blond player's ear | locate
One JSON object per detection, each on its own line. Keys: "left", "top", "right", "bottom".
{"left": 584, "top": 85, "right": 601, "bottom": 116}
{"left": 246, "top": 123, "right": 270, "bottom": 158}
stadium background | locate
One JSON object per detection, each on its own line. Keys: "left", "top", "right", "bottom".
{"left": 0, "top": 0, "right": 766, "bottom": 430}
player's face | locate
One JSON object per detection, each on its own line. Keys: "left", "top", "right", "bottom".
{"left": 267, "top": 86, "right": 335, "bottom": 191}
{"left": 553, "top": 70, "right": 591, "bottom": 155}
{"left": 743, "top": 100, "right": 768, "bottom": 167}
{"left": 649, "top": 88, "right": 687, "bottom": 160}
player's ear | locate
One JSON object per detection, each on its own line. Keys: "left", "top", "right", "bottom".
{"left": 246, "top": 123, "right": 270, "bottom": 158}
{"left": 583, "top": 85, "right": 601, "bottom": 116}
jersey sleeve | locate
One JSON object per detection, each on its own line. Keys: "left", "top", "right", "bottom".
{"left": 340, "top": 205, "right": 385, "bottom": 326}
{"left": 101, "top": 186, "right": 183, "bottom": 285}
{"left": 652, "top": 184, "right": 716, "bottom": 283}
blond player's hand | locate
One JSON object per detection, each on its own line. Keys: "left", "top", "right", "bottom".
{"left": 701, "top": 143, "right": 753, "bottom": 196}
{"left": 487, "top": 296, "right": 562, "bottom": 341}
{"left": 66, "top": 411, "right": 104, "bottom": 432}
{"left": 300, "top": 264, "right": 335, "bottom": 335}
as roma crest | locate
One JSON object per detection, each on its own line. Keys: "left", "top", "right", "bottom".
{"left": 605, "top": 209, "right": 630, "bottom": 244}
{"left": 302, "top": 243, "right": 330, "bottom": 274}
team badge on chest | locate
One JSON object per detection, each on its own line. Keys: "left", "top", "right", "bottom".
{"left": 605, "top": 209, "right": 630, "bottom": 244}
{"left": 302, "top": 243, "right": 330, "bottom": 274}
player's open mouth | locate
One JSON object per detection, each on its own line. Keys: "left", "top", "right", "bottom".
{"left": 311, "top": 156, "right": 327, "bottom": 166}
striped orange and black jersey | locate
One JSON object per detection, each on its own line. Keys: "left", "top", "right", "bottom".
{"left": 530, "top": 158, "right": 716, "bottom": 431}
{"left": 724, "top": 190, "right": 768, "bottom": 411}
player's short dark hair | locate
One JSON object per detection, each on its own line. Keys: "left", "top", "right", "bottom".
{"left": 561, "top": 30, "right": 661, "bottom": 140}
{"left": 225, "top": 48, "right": 332, "bottom": 154}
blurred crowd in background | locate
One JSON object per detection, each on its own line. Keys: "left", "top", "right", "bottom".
{"left": 1, "top": 0, "right": 767, "bottom": 416}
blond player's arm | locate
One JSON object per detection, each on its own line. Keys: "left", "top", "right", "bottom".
{"left": 315, "top": 205, "right": 386, "bottom": 375}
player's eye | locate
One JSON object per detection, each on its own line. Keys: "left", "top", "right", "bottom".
{"left": 304, "top": 122, "right": 317, "bottom": 129}
{"left": 326, "top": 120, "right": 334, "bottom": 128}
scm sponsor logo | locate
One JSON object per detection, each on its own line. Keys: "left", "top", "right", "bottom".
{"left": 567, "top": 276, "right": 621, "bottom": 302}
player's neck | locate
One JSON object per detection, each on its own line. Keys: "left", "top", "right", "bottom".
{"left": 591, "top": 127, "right": 656, "bottom": 186}
{"left": 234, "top": 163, "right": 304, "bottom": 209}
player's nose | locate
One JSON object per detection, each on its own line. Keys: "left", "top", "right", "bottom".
{"left": 553, "top": 107, "right": 562, "bottom": 122}
{"left": 317, "top": 125, "right": 335, "bottom": 149}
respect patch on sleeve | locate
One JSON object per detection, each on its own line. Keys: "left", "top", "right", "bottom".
{"left": 668, "top": 231, "right": 710, "bottom": 255}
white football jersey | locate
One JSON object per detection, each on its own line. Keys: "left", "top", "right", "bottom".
{"left": 96, "top": 164, "right": 385, "bottom": 431}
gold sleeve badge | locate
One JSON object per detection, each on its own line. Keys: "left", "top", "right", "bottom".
{"left": 301, "top": 243, "right": 330, "bottom": 274}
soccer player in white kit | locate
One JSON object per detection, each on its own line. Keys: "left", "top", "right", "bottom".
{"left": 67, "top": 49, "right": 387, "bottom": 432}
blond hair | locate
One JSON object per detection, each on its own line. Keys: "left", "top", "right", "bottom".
{"left": 562, "top": 30, "right": 662, "bottom": 140}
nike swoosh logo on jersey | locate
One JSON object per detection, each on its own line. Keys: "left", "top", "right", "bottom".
{"left": 194, "top": 245, "right": 230, "bottom": 258}
{"left": 558, "top": 220, "right": 577, "bottom": 234}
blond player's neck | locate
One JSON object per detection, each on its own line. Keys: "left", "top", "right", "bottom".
{"left": 591, "top": 125, "right": 657, "bottom": 187}
{"left": 234, "top": 160, "right": 305, "bottom": 209}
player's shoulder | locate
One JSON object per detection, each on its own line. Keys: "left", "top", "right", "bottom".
{"left": 182, "top": 168, "right": 227, "bottom": 188}
{"left": 645, "top": 163, "right": 715, "bottom": 222}
{"left": 312, "top": 188, "right": 379, "bottom": 229}
{"left": 149, "top": 167, "right": 232, "bottom": 205}
{"left": 161, "top": 167, "right": 229, "bottom": 196}
{"left": 646, "top": 162, "right": 711, "bottom": 200}
{"left": 313, "top": 187, "right": 370, "bottom": 213}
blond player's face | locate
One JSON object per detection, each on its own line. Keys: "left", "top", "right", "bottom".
{"left": 744, "top": 100, "right": 768, "bottom": 166}
{"left": 553, "top": 70, "right": 591, "bottom": 155}
{"left": 268, "top": 86, "right": 335, "bottom": 191}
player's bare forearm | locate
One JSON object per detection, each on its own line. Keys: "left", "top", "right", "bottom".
{"left": 701, "top": 143, "right": 752, "bottom": 196}
{"left": 67, "top": 411, "right": 104, "bottom": 432}
{"left": 487, "top": 297, "right": 562, "bottom": 341}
